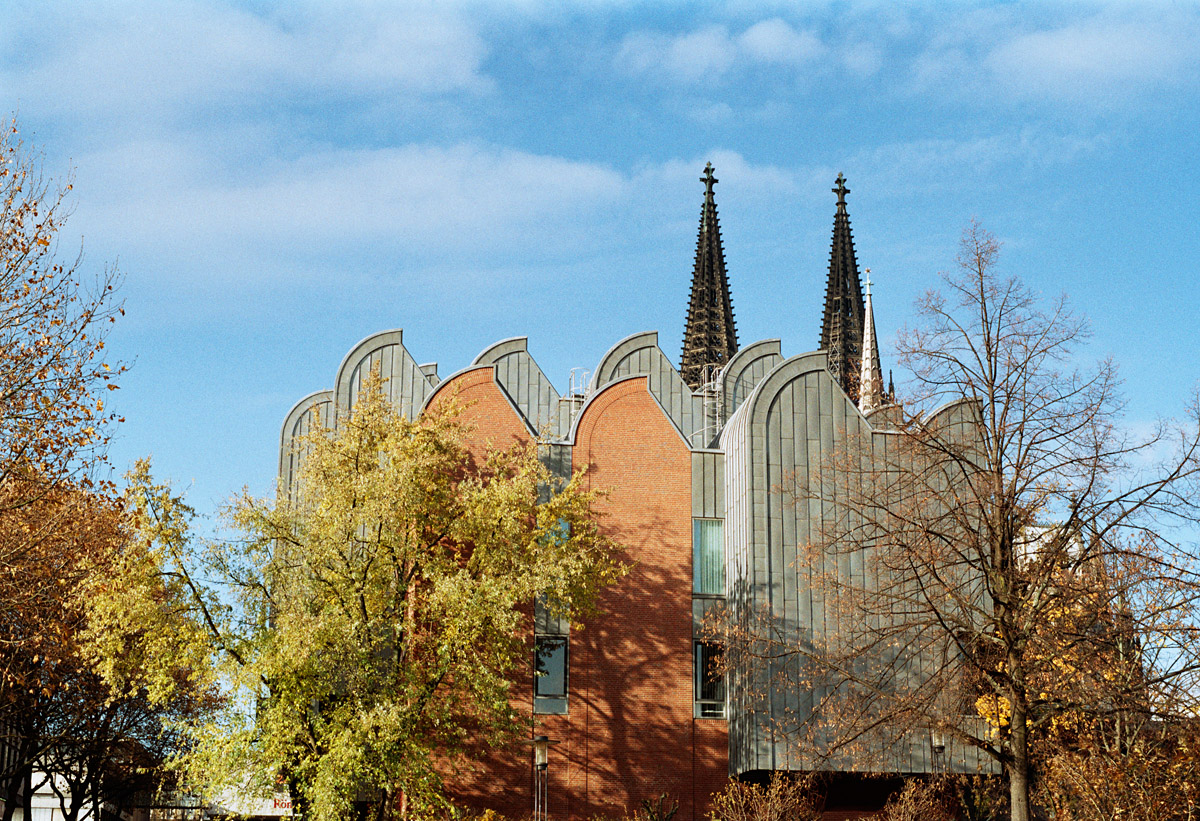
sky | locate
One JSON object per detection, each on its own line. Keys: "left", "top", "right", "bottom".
{"left": 2, "top": 0, "right": 1198, "bottom": 524}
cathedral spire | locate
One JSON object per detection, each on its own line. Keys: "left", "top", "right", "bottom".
{"left": 858, "top": 273, "right": 884, "bottom": 413}
{"left": 819, "top": 173, "right": 866, "bottom": 401}
{"left": 681, "top": 162, "right": 738, "bottom": 391}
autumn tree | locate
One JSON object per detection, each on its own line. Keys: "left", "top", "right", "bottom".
{"left": 0, "top": 118, "right": 131, "bottom": 820}
{"left": 707, "top": 773, "right": 824, "bottom": 821}
{"left": 1036, "top": 717, "right": 1200, "bottom": 820}
{"left": 716, "top": 223, "right": 1200, "bottom": 821}
{"left": 0, "top": 483, "right": 122, "bottom": 820}
{"left": 0, "top": 120, "right": 210, "bottom": 821}
{"left": 173, "top": 373, "right": 625, "bottom": 820}
{"left": 0, "top": 116, "right": 123, "bottom": 698}
{"left": 0, "top": 472, "right": 212, "bottom": 821}
{"left": 0, "top": 119, "right": 122, "bottom": 498}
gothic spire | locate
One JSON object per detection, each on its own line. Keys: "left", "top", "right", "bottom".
{"left": 681, "top": 162, "right": 738, "bottom": 391}
{"left": 858, "top": 273, "right": 884, "bottom": 413}
{"left": 819, "top": 173, "right": 866, "bottom": 401}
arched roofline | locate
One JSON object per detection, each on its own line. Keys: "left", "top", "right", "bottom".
{"left": 863, "top": 402, "right": 903, "bottom": 431}
{"left": 278, "top": 389, "right": 333, "bottom": 478}
{"left": 593, "top": 330, "right": 661, "bottom": 389}
{"left": 740, "top": 350, "right": 834, "bottom": 430}
{"left": 871, "top": 396, "right": 983, "bottom": 438}
{"left": 567, "top": 374, "right": 691, "bottom": 449}
{"left": 417, "top": 364, "right": 538, "bottom": 437}
{"left": 720, "top": 338, "right": 782, "bottom": 384}
{"left": 471, "top": 336, "right": 529, "bottom": 366}
{"left": 721, "top": 338, "right": 783, "bottom": 419}
{"left": 333, "top": 328, "right": 410, "bottom": 408}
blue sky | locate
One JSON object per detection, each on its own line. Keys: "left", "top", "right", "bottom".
{"left": 3, "top": 1, "right": 1198, "bottom": 521}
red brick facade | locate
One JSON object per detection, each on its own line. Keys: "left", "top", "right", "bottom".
{"left": 427, "top": 366, "right": 541, "bottom": 817}
{"left": 434, "top": 370, "right": 729, "bottom": 820}
{"left": 425, "top": 366, "right": 533, "bottom": 455}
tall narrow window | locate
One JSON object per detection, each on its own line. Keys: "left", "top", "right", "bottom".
{"left": 534, "top": 636, "right": 568, "bottom": 714}
{"left": 693, "top": 518, "right": 725, "bottom": 595}
{"left": 694, "top": 641, "right": 726, "bottom": 718}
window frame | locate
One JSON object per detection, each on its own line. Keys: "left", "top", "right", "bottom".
{"left": 693, "top": 640, "right": 726, "bottom": 719}
{"left": 692, "top": 517, "right": 726, "bottom": 597}
{"left": 534, "top": 634, "right": 569, "bottom": 715}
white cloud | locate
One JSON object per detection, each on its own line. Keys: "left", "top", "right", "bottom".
{"left": 65, "top": 137, "right": 810, "bottom": 292}
{"left": 634, "top": 151, "right": 798, "bottom": 198}
{"left": 840, "top": 40, "right": 883, "bottom": 78}
{"left": 686, "top": 101, "right": 736, "bottom": 124}
{"left": 67, "top": 138, "right": 625, "bottom": 283}
{"left": 614, "top": 18, "right": 826, "bottom": 84}
{"left": 907, "top": 7, "right": 1200, "bottom": 107}
{"left": 0, "top": 2, "right": 491, "bottom": 126}
{"left": 737, "top": 19, "right": 825, "bottom": 65}
{"left": 987, "top": 15, "right": 1200, "bottom": 101}
{"left": 615, "top": 26, "right": 737, "bottom": 85}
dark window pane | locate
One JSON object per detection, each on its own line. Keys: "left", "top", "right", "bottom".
{"left": 694, "top": 641, "right": 725, "bottom": 702}
{"left": 535, "top": 636, "right": 568, "bottom": 698}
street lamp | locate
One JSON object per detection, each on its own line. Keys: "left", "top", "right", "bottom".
{"left": 929, "top": 730, "right": 946, "bottom": 776}
{"left": 522, "top": 734, "right": 559, "bottom": 821}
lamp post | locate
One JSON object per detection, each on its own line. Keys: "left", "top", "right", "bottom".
{"left": 929, "top": 730, "right": 946, "bottom": 777}
{"left": 523, "top": 734, "right": 558, "bottom": 821}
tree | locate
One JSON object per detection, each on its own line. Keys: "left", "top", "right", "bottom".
{"left": 1036, "top": 718, "right": 1200, "bottom": 820}
{"left": 715, "top": 223, "right": 1200, "bottom": 821}
{"left": 707, "top": 773, "right": 823, "bottom": 821}
{"left": 0, "top": 475, "right": 210, "bottom": 821}
{"left": 0, "top": 479, "right": 121, "bottom": 821}
{"left": 176, "top": 373, "right": 625, "bottom": 820}
{"left": 0, "top": 119, "right": 122, "bottom": 500}
{"left": 0, "top": 117, "right": 205, "bottom": 821}
{"left": 0, "top": 115, "right": 124, "bottom": 723}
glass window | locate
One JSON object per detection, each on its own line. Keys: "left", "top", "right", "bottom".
{"left": 694, "top": 641, "right": 726, "bottom": 719}
{"left": 534, "top": 636, "right": 568, "bottom": 714}
{"left": 693, "top": 518, "right": 725, "bottom": 596}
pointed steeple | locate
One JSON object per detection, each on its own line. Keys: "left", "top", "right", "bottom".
{"left": 681, "top": 162, "right": 738, "bottom": 391}
{"left": 819, "top": 173, "right": 866, "bottom": 401}
{"left": 858, "top": 273, "right": 884, "bottom": 413}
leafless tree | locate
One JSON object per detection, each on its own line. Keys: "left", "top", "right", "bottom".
{"left": 707, "top": 772, "right": 824, "bottom": 821}
{"left": 715, "top": 223, "right": 1200, "bottom": 821}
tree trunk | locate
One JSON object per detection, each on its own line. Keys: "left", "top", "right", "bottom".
{"left": 0, "top": 762, "right": 29, "bottom": 821}
{"left": 20, "top": 769, "right": 32, "bottom": 821}
{"left": 287, "top": 772, "right": 308, "bottom": 820}
{"left": 0, "top": 765, "right": 22, "bottom": 821}
{"left": 1, "top": 724, "right": 39, "bottom": 821}
{"left": 1008, "top": 695, "right": 1031, "bottom": 821}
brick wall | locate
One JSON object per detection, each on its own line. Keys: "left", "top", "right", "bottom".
{"left": 572, "top": 377, "right": 728, "bottom": 821}
{"left": 431, "top": 366, "right": 537, "bottom": 819}
{"left": 425, "top": 366, "right": 533, "bottom": 457}
{"left": 440, "top": 372, "right": 729, "bottom": 820}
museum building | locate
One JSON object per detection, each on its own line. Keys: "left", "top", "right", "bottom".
{"left": 278, "top": 166, "right": 982, "bottom": 820}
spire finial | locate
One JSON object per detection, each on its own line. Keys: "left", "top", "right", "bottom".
{"left": 858, "top": 268, "right": 884, "bottom": 414}
{"left": 819, "top": 172, "right": 865, "bottom": 399}
{"left": 702, "top": 162, "right": 717, "bottom": 200}
{"left": 682, "top": 162, "right": 738, "bottom": 392}
{"left": 833, "top": 173, "right": 849, "bottom": 208}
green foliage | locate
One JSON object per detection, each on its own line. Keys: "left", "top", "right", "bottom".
{"left": 79, "top": 459, "right": 215, "bottom": 706}
{"left": 183, "top": 371, "right": 625, "bottom": 820}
